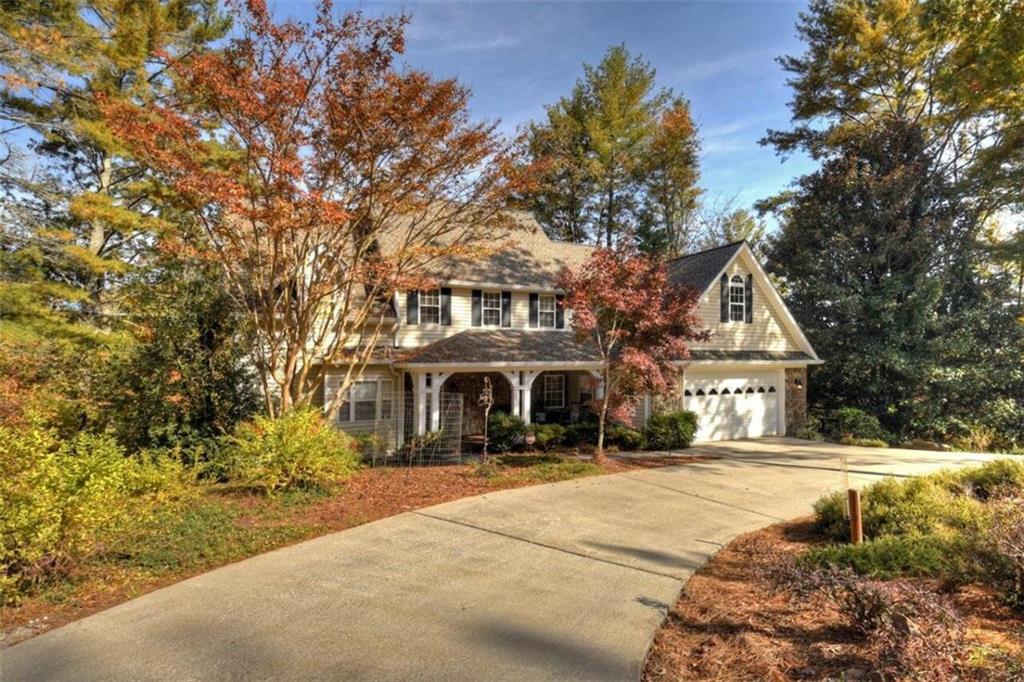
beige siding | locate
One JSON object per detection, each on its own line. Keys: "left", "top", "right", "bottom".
{"left": 395, "top": 288, "right": 571, "bottom": 348}
{"left": 691, "top": 250, "right": 800, "bottom": 352}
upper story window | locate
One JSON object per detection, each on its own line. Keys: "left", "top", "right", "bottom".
{"left": 482, "top": 291, "right": 502, "bottom": 326}
{"left": 538, "top": 294, "right": 556, "bottom": 328}
{"left": 729, "top": 275, "right": 745, "bottom": 322}
{"left": 419, "top": 289, "right": 440, "bottom": 324}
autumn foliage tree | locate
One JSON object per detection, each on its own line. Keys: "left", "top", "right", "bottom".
{"left": 104, "top": 1, "right": 522, "bottom": 416}
{"left": 559, "top": 246, "right": 708, "bottom": 460}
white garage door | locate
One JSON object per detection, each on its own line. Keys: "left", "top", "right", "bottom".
{"left": 682, "top": 371, "right": 781, "bottom": 442}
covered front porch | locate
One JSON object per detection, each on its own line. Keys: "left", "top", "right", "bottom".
{"left": 394, "top": 329, "right": 607, "bottom": 443}
{"left": 398, "top": 366, "right": 604, "bottom": 440}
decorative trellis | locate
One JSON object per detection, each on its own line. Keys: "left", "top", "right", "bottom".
{"left": 396, "top": 391, "right": 465, "bottom": 465}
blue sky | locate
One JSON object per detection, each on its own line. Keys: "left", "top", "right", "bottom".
{"left": 277, "top": 0, "right": 817, "bottom": 215}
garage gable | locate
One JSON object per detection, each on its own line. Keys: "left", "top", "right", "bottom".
{"left": 688, "top": 245, "right": 818, "bottom": 360}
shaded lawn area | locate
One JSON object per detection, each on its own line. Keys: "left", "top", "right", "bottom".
{"left": 643, "top": 519, "right": 1024, "bottom": 681}
{"left": 1, "top": 452, "right": 688, "bottom": 647}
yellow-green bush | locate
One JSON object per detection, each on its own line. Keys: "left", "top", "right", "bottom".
{"left": 211, "top": 408, "right": 360, "bottom": 494}
{"left": 813, "top": 476, "right": 989, "bottom": 542}
{"left": 0, "top": 426, "right": 189, "bottom": 604}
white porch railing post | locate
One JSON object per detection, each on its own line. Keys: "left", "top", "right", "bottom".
{"left": 429, "top": 372, "right": 446, "bottom": 433}
{"left": 414, "top": 372, "right": 427, "bottom": 436}
{"left": 520, "top": 370, "right": 541, "bottom": 425}
{"left": 500, "top": 371, "right": 520, "bottom": 418}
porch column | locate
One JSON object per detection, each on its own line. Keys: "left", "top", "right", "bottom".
{"left": 414, "top": 371, "right": 428, "bottom": 436}
{"left": 500, "top": 371, "right": 520, "bottom": 418}
{"left": 519, "top": 370, "right": 541, "bottom": 425}
{"left": 429, "top": 372, "right": 446, "bottom": 432}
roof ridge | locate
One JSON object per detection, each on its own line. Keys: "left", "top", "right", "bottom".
{"left": 666, "top": 240, "right": 746, "bottom": 262}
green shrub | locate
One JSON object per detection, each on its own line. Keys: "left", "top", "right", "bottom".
{"left": 527, "top": 423, "right": 567, "bottom": 450}
{"left": 645, "top": 410, "right": 698, "bottom": 450}
{"left": 606, "top": 424, "right": 644, "bottom": 450}
{"left": 212, "top": 408, "right": 360, "bottom": 494}
{"left": 486, "top": 411, "right": 525, "bottom": 453}
{"left": 800, "top": 534, "right": 984, "bottom": 583}
{"left": 813, "top": 476, "right": 987, "bottom": 542}
{"left": 0, "top": 426, "right": 188, "bottom": 603}
{"left": 932, "top": 458, "right": 1024, "bottom": 501}
{"left": 824, "top": 407, "right": 891, "bottom": 442}
{"left": 564, "top": 421, "right": 598, "bottom": 446}
{"left": 795, "top": 413, "right": 825, "bottom": 441}
{"left": 840, "top": 436, "right": 889, "bottom": 448}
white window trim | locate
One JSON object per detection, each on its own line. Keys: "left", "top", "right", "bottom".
{"left": 729, "top": 275, "right": 745, "bottom": 323}
{"left": 543, "top": 374, "right": 566, "bottom": 409}
{"left": 334, "top": 377, "right": 395, "bottom": 423}
{"left": 482, "top": 291, "right": 502, "bottom": 327}
{"left": 538, "top": 294, "right": 556, "bottom": 329}
{"left": 419, "top": 289, "right": 441, "bottom": 325}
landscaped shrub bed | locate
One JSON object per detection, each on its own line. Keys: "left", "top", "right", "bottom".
{"left": 643, "top": 520, "right": 1024, "bottom": 681}
{"left": 807, "top": 459, "right": 1024, "bottom": 606}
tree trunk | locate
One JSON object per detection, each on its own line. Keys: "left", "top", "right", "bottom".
{"left": 594, "top": 384, "right": 610, "bottom": 464}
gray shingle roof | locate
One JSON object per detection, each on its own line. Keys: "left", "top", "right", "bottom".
{"left": 666, "top": 241, "right": 745, "bottom": 293}
{"left": 431, "top": 214, "right": 595, "bottom": 289}
{"left": 397, "top": 330, "right": 602, "bottom": 365}
{"left": 394, "top": 332, "right": 815, "bottom": 367}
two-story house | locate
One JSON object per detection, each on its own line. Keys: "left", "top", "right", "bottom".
{"left": 317, "top": 213, "right": 820, "bottom": 451}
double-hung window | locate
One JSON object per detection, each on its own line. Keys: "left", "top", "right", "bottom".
{"left": 543, "top": 374, "right": 565, "bottom": 409}
{"left": 482, "top": 291, "right": 502, "bottom": 326}
{"left": 336, "top": 378, "right": 394, "bottom": 422}
{"left": 419, "top": 289, "right": 440, "bottom": 324}
{"left": 729, "top": 275, "right": 745, "bottom": 322}
{"left": 538, "top": 294, "right": 556, "bottom": 328}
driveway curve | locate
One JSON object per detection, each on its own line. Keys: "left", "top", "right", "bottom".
{"left": 2, "top": 438, "right": 1001, "bottom": 682}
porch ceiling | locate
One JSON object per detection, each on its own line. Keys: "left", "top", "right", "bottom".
{"left": 394, "top": 329, "right": 602, "bottom": 367}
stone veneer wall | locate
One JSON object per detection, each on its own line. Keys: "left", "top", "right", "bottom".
{"left": 785, "top": 367, "right": 808, "bottom": 435}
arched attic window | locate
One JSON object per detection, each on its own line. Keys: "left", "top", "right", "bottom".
{"left": 729, "top": 275, "right": 746, "bottom": 322}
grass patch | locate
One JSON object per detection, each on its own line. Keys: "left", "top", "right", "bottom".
{"left": 101, "top": 488, "right": 324, "bottom": 576}
{"left": 473, "top": 454, "right": 603, "bottom": 486}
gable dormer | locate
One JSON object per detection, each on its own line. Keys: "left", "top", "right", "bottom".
{"left": 668, "top": 242, "right": 819, "bottom": 359}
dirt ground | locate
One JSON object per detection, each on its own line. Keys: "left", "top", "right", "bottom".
{"left": 643, "top": 520, "right": 1024, "bottom": 681}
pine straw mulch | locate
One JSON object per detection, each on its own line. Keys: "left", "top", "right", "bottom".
{"left": 1, "top": 452, "right": 694, "bottom": 648}
{"left": 643, "top": 520, "right": 1024, "bottom": 681}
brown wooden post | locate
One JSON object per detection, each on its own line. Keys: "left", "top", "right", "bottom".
{"left": 848, "top": 489, "right": 863, "bottom": 545}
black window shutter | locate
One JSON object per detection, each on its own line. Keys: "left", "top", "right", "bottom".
{"left": 471, "top": 289, "right": 482, "bottom": 326}
{"left": 501, "top": 291, "right": 512, "bottom": 328}
{"left": 406, "top": 291, "right": 419, "bottom": 325}
{"left": 555, "top": 294, "right": 565, "bottom": 329}
{"left": 528, "top": 293, "right": 539, "bottom": 328}
{"left": 719, "top": 275, "right": 729, "bottom": 322}
{"left": 440, "top": 287, "right": 452, "bottom": 326}
{"left": 745, "top": 274, "right": 753, "bottom": 324}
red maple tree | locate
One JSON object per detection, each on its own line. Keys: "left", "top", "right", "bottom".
{"left": 103, "top": 0, "right": 524, "bottom": 415}
{"left": 559, "top": 245, "right": 708, "bottom": 459}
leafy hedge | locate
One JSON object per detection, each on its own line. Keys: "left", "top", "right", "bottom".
{"left": 808, "top": 458, "right": 1024, "bottom": 602}
{"left": 487, "top": 411, "right": 526, "bottom": 453}
{"left": 211, "top": 408, "right": 360, "bottom": 493}
{"left": 645, "top": 410, "right": 698, "bottom": 450}
{"left": 823, "top": 407, "right": 891, "bottom": 443}
{"left": 1, "top": 426, "right": 191, "bottom": 603}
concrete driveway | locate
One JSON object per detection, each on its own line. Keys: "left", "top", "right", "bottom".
{"left": 2, "top": 438, "right": 1001, "bottom": 682}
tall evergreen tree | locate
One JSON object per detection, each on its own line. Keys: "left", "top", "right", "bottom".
{"left": 768, "top": 120, "right": 947, "bottom": 435}
{"left": 522, "top": 45, "right": 696, "bottom": 251}
{"left": 765, "top": 0, "right": 1024, "bottom": 443}
{"left": 0, "top": 0, "right": 229, "bottom": 317}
